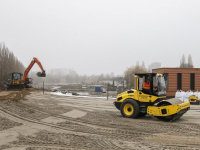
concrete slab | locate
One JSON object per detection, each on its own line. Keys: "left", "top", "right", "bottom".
{"left": 61, "top": 109, "right": 87, "bottom": 118}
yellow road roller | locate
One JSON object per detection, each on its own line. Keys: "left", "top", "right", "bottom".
{"left": 189, "top": 95, "right": 200, "bottom": 105}
{"left": 114, "top": 73, "right": 190, "bottom": 122}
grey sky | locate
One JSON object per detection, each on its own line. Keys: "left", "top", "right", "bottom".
{"left": 0, "top": 0, "right": 200, "bottom": 75}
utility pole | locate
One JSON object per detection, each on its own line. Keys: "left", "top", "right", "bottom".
{"left": 107, "top": 83, "right": 108, "bottom": 100}
{"left": 122, "top": 78, "right": 124, "bottom": 92}
{"left": 43, "top": 81, "right": 44, "bottom": 95}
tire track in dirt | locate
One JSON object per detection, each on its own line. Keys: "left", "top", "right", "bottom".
{"left": 1, "top": 92, "right": 200, "bottom": 149}
{"left": 0, "top": 103, "right": 143, "bottom": 150}
{"left": 0, "top": 101, "right": 149, "bottom": 142}
{"left": 0, "top": 117, "right": 22, "bottom": 131}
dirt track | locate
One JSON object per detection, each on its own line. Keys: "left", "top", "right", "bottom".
{"left": 0, "top": 90, "right": 200, "bottom": 150}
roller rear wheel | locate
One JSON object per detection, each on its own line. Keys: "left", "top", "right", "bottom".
{"left": 120, "top": 99, "right": 139, "bottom": 118}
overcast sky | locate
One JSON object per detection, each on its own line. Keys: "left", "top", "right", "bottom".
{"left": 0, "top": 0, "right": 200, "bottom": 75}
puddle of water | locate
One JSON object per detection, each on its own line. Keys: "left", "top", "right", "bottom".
{"left": 77, "top": 92, "right": 89, "bottom": 96}
{"left": 51, "top": 86, "right": 61, "bottom": 90}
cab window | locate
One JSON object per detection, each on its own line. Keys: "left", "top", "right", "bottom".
{"left": 139, "top": 76, "right": 145, "bottom": 91}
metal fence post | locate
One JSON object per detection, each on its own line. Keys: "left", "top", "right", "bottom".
{"left": 107, "top": 83, "right": 108, "bottom": 100}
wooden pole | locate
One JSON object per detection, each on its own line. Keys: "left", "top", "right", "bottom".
{"left": 107, "top": 83, "right": 108, "bottom": 100}
{"left": 43, "top": 81, "right": 44, "bottom": 95}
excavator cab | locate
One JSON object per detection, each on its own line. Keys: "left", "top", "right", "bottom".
{"left": 114, "top": 73, "right": 190, "bottom": 122}
{"left": 28, "top": 78, "right": 33, "bottom": 84}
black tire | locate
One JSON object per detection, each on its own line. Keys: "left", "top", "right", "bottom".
{"left": 156, "top": 103, "right": 174, "bottom": 122}
{"left": 120, "top": 99, "right": 140, "bottom": 118}
{"left": 138, "top": 112, "right": 147, "bottom": 117}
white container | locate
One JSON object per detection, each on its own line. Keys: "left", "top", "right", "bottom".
{"left": 194, "top": 90, "right": 200, "bottom": 99}
{"left": 197, "top": 93, "right": 200, "bottom": 99}
{"left": 180, "top": 91, "right": 186, "bottom": 102}
{"left": 175, "top": 90, "right": 182, "bottom": 101}
{"left": 193, "top": 90, "right": 199, "bottom": 98}
{"left": 185, "top": 91, "right": 194, "bottom": 102}
{"left": 194, "top": 91, "right": 198, "bottom": 98}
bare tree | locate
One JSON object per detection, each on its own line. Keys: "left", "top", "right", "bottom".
{"left": 180, "top": 54, "right": 187, "bottom": 68}
{"left": 124, "top": 64, "right": 148, "bottom": 88}
{"left": 0, "top": 42, "right": 25, "bottom": 81}
{"left": 188, "top": 54, "right": 194, "bottom": 68}
{"left": 142, "top": 61, "right": 145, "bottom": 69}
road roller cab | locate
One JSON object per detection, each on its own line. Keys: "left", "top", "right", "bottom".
{"left": 114, "top": 73, "right": 190, "bottom": 121}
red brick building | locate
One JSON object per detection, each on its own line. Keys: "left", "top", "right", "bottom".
{"left": 152, "top": 68, "right": 200, "bottom": 97}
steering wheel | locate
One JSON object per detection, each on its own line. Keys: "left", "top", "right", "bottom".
{"left": 153, "top": 86, "right": 158, "bottom": 92}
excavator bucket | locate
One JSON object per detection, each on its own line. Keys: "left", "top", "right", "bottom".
{"left": 7, "top": 84, "right": 25, "bottom": 91}
{"left": 36, "top": 72, "right": 46, "bottom": 77}
{"left": 147, "top": 98, "right": 190, "bottom": 122}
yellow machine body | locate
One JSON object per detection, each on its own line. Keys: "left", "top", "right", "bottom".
{"left": 11, "top": 79, "right": 23, "bottom": 85}
{"left": 116, "top": 89, "right": 166, "bottom": 103}
{"left": 114, "top": 73, "right": 190, "bottom": 122}
{"left": 147, "top": 101, "right": 190, "bottom": 116}
{"left": 189, "top": 95, "right": 200, "bottom": 104}
{"left": 7, "top": 72, "right": 25, "bottom": 90}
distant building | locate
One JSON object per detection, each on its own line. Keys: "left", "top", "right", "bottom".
{"left": 99, "top": 77, "right": 126, "bottom": 87}
{"left": 153, "top": 68, "right": 200, "bottom": 97}
{"left": 85, "top": 76, "right": 100, "bottom": 85}
{"left": 149, "top": 62, "right": 161, "bottom": 72}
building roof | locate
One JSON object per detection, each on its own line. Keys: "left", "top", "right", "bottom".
{"left": 153, "top": 67, "right": 200, "bottom": 70}
{"left": 152, "top": 67, "right": 200, "bottom": 74}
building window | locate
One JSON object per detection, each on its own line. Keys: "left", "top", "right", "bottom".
{"left": 190, "top": 73, "right": 195, "bottom": 90}
{"left": 177, "top": 73, "right": 182, "bottom": 90}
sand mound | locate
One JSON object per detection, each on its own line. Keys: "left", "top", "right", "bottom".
{"left": 0, "top": 88, "right": 31, "bottom": 101}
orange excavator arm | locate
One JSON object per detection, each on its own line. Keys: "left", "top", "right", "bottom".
{"left": 23, "top": 57, "right": 46, "bottom": 84}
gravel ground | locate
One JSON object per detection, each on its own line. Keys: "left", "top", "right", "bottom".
{"left": 0, "top": 90, "right": 200, "bottom": 150}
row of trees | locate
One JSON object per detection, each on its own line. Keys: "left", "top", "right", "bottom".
{"left": 124, "top": 54, "right": 195, "bottom": 89}
{"left": 0, "top": 41, "right": 195, "bottom": 87}
{"left": 0, "top": 42, "right": 25, "bottom": 81}
{"left": 29, "top": 68, "right": 119, "bottom": 84}
{"left": 180, "top": 54, "right": 194, "bottom": 68}
{"left": 124, "top": 61, "right": 149, "bottom": 88}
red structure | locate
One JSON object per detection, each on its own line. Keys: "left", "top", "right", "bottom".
{"left": 152, "top": 68, "right": 200, "bottom": 97}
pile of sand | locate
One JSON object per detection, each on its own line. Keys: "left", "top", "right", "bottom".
{"left": 0, "top": 89, "right": 31, "bottom": 101}
{"left": 0, "top": 81, "right": 7, "bottom": 91}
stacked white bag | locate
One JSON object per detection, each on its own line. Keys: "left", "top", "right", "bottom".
{"left": 185, "top": 90, "right": 194, "bottom": 102}
{"left": 181, "top": 91, "right": 186, "bottom": 102}
{"left": 198, "top": 92, "right": 200, "bottom": 99}
{"left": 175, "top": 90, "right": 181, "bottom": 99}
{"left": 175, "top": 90, "right": 186, "bottom": 102}
{"left": 194, "top": 90, "right": 200, "bottom": 99}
